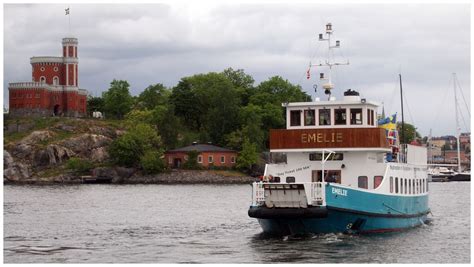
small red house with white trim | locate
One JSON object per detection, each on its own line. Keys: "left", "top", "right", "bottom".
{"left": 164, "top": 143, "right": 238, "bottom": 169}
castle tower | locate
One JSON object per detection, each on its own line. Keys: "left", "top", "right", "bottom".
{"left": 8, "top": 37, "right": 87, "bottom": 117}
{"left": 62, "top": 37, "right": 78, "bottom": 86}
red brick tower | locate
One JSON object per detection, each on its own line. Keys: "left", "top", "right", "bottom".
{"left": 8, "top": 37, "right": 87, "bottom": 117}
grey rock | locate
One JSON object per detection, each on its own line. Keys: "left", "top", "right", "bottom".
{"left": 90, "top": 147, "right": 109, "bottom": 162}
{"left": 33, "top": 144, "right": 75, "bottom": 167}
{"left": 21, "top": 130, "right": 54, "bottom": 144}
{"left": 11, "top": 143, "right": 34, "bottom": 160}
{"left": 60, "top": 134, "right": 112, "bottom": 155}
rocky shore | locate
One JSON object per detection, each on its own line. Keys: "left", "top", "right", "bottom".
{"left": 4, "top": 118, "right": 256, "bottom": 185}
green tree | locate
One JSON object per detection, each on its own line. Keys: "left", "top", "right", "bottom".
{"left": 236, "top": 138, "right": 259, "bottom": 171}
{"left": 86, "top": 96, "right": 104, "bottom": 116}
{"left": 397, "top": 122, "right": 421, "bottom": 144}
{"left": 222, "top": 68, "right": 255, "bottom": 106}
{"left": 109, "top": 123, "right": 162, "bottom": 167}
{"left": 137, "top": 83, "right": 170, "bottom": 110}
{"left": 251, "top": 76, "right": 311, "bottom": 106}
{"left": 182, "top": 150, "right": 201, "bottom": 169}
{"left": 171, "top": 72, "right": 240, "bottom": 145}
{"left": 140, "top": 150, "right": 165, "bottom": 174}
{"left": 102, "top": 79, "right": 134, "bottom": 119}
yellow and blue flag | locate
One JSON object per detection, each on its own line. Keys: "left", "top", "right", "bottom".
{"left": 378, "top": 113, "right": 397, "bottom": 131}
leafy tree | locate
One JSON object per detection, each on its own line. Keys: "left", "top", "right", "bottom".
{"left": 151, "top": 104, "right": 181, "bottom": 149}
{"left": 222, "top": 68, "right": 255, "bottom": 106}
{"left": 124, "top": 109, "right": 154, "bottom": 126}
{"left": 137, "top": 83, "right": 170, "bottom": 110}
{"left": 140, "top": 150, "right": 165, "bottom": 174}
{"left": 397, "top": 122, "right": 421, "bottom": 144}
{"left": 236, "top": 138, "right": 259, "bottom": 171}
{"left": 102, "top": 80, "right": 134, "bottom": 119}
{"left": 171, "top": 72, "right": 240, "bottom": 145}
{"left": 109, "top": 123, "right": 162, "bottom": 167}
{"left": 251, "top": 76, "right": 311, "bottom": 106}
{"left": 182, "top": 150, "right": 201, "bottom": 169}
{"left": 86, "top": 96, "right": 104, "bottom": 115}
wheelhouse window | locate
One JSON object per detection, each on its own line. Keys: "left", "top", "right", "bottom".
{"left": 350, "top": 108, "right": 363, "bottom": 125}
{"left": 334, "top": 108, "right": 347, "bottom": 125}
{"left": 374, "top": 176, "right": 383, "bottom": 189}
{"left": 309, "top": 153, "right": 343, "bottom": 161}
{"left": 290, "top": 110, "right": 301, "bottom": 126}
{"left": 319, "top": 108, "right": 331, "bottom": 125}
{"left": 358, "top": 176, "right": 368, "bottom": 189}
{"left": 304, "top": 109, "right": 316, "bottom": 126}
{"left": 286, "top": 176, "right": 295, "bottom": 183}
{"left": 367, "top": 109, "right": 374, "bottom": 126}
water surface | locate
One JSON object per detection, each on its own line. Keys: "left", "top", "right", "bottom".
{"left": 3, "top": 182, "right": 470, "bottom": 263}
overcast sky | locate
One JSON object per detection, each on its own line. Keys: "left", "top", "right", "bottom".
{"left": 3, "top": 3, "right": 471, "bottom": 137}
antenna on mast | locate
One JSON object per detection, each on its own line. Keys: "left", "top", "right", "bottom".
{"left": 312, "top": 23, "right": 349, "bottom": 99}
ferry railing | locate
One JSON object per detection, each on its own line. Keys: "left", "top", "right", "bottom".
{"left": 251, "top": 182, "right": 325, "bottom": 207}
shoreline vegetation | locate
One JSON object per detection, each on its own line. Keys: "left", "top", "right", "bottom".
{"left": 4, "top": 68, "right": 314, "bottom": 185}
{"left": 4, "top": 68, "right": 421, "bottom": 185}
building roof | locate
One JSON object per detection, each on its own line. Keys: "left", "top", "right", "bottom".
{"left": 167, "top": 144, "right": 236, "bottom": 153}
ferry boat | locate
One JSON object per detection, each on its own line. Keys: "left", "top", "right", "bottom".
{"left": 248, "top": 23, "right": 430, "bottom": 235}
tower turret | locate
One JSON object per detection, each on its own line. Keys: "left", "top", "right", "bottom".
{"left": 62, "top": 37, "right": 78, "bottom": 86}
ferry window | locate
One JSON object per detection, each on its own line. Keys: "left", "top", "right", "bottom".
{"left": 286, "top": 176, "right": 295, "bottom": 183}
{"left": 273, "top": 176, "right": 281, "bottom": 183}
{"left": 367, "top": 109, "right": 375, "bottom": 126}
{"left": 304, "top": 109, "right": 316, "bottom": 126}
{"left": 334, "top": 108, "right": 347, "bottom": 125}
{"left": 319, "top": 109, "right": 331, "bottom": 125}
{"left": 409, "top": 179, "right": 412, "bottom": 194}
{"left": 290, "top": 110, "right": 301, "bottom": 126}
{"left": 416, "top": 179, "right": 419, "bottom": 194}
{"left": 309, "top": 153, "right": 343, "bottom": 161}
{"left": 404, "top": 179, "right": 408, "bottom": 194}
{"left": 358, "top": 176, "right": 368, "bottom": 189}
{"left": 395, "top": 177, "right": 399, "bottom": 193}
{"left": 390, "top": 176, "right": 393, "bottom": 193}
{"left": 350, "top": 108, "right": 363, "bottom": 125}
{"left": 427, "top": 179, "right": 429, "bottom": 192}
{"left": 422, "top": 179, "right": 425, "bottom": 193}
{"left": 373, "top": 176, "right": 383, "bottom": 189}
{"left": 401, "top": 178, "right": 404, "bottom": 194}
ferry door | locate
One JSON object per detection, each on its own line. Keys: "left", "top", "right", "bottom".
{"left": 311, "top": 170, "right": 321, "bottom": 182}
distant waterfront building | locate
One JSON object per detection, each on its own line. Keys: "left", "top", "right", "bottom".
{"left": 8, "top": 37, "right": 87, "bottom": 117}
{"left": 164, "top": 143, "right": 238, "bottom": 169}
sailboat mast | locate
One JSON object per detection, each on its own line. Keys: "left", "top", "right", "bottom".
{"left": 453, "top": 73, "right": 462, "bottom": 171}
{"left": 399, "top": 74, "right": 405, "bottom": 144}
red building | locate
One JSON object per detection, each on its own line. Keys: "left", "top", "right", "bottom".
{"left": 165, "top": 143, "right": 238, "bottom": 169}
{"left": 8, "top": 37, "right": 87, "bottom": 117}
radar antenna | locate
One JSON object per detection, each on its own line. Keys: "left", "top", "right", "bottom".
{"left": 311, "top": 23, "right": 349, "bottom": 99}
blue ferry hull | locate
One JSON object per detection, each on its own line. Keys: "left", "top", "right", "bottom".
{"left": 251, "top": 184, "right": 430, "bottom": 235}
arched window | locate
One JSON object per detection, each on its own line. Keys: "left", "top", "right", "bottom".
{"left": 53, "top": 76, "right": 59, "bottom": 85}
{"left": 40, "top": 76, "right": 46, "bottom": 83}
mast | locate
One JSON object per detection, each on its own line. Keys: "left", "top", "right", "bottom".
{"left": 399, "top": 74, "right": 405, "bottom": 144}
{"left": 453, "top": 73, "right": 462, "bottom": 171}
{"left": 311, "top": 23, "right": 349, "bottom": 99}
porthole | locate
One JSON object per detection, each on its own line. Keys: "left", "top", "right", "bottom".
{"left": 53, "top": 67, "right": 58, "bottom": 72}
{"left": 40, "top": 67, "right": 45, "bottom": 72}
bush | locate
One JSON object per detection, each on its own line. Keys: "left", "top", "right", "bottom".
{"left": 182, "top": 150, "right": 201, "bottom": 169}
{"left": 66, "top": 157, "right": 93, "bottom": 174}
{"left": 140, "top": 150, "right": 165, "bottom": 174}
{"left": 109, "top": 123, "right": 161, "bottom": 167}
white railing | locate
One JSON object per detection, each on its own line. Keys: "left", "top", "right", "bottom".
{"left": 250, "top": 182, "right": 326, "bottom": 207}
